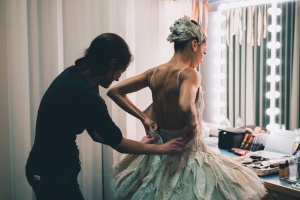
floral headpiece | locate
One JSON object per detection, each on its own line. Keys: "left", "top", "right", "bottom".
{"left": 167, "top": 16, "right": 206, "bottom": 44}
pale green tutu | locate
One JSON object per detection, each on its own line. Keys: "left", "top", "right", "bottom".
{"left": 111, "top": 132, "right": 266, "bottom": 200}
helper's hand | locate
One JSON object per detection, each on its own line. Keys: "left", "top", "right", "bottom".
{"left": 160, "top": 138, "right": 184, "bottom": 154}
{"left": 140, "top": 135, "right": 157, "bottom": 144}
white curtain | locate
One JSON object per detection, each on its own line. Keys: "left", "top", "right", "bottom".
{"left": 1, "top": 0, "right": 192, "bottom": 199}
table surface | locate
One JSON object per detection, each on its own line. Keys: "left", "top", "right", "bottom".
{"left": 207, "top": 144, "right": 300, "bottom": 197}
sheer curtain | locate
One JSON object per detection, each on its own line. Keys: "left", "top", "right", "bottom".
{"left": 220, "top": 1, "right": 300, "bottom": 130}
{"left": 1, "top": 0, "right": 192, "bottom": 199}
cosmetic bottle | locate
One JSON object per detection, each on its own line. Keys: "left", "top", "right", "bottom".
{"left": 284, "top": 160, "right": 290, "bottom": 179}
{"left": 296, "top": 151, "right": 300, "bottom": 180}
{"left": 279, "top": 163, "right": 285, "bottom": 179}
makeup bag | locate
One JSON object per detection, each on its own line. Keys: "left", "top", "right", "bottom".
{"left": 218, "top": 127, "right": 246, "bottom": 150}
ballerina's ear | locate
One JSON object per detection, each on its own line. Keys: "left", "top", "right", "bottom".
{"left": 191, "top": 39, "right": 199, "bottom": 52}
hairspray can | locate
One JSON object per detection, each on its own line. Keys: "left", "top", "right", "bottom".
{"left": 296, "top": 151, "right": 300, "bottom": 180}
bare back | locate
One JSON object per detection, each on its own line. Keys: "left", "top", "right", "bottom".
{"left": 149, "top": 64, "right": 191, "bottom": 130}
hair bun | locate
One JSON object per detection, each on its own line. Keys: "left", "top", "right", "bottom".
{"left": 167, "top": 15, "right": 206, "bottom": 43}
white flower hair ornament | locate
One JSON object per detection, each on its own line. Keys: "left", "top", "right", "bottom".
{"left": 167, "top": 16, "right": 206, "bottom": 44}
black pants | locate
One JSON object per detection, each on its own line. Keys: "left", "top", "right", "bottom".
{"left": 26, "top": 170, "right": 84, "bottom": 200}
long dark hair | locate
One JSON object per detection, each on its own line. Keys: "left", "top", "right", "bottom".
{"left": 75, "top": 33, "right": 133, "bottom": 76}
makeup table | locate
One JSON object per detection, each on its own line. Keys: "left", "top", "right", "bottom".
{"left": 207, "top": 145, "right": 300, "bottom": 200}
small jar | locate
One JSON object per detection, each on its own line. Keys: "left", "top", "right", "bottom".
{"left": 279, "top": 163, "right": 286, "bottom": 179}
{"left": 284, "top": 160, "right": 290, "bottom": 178}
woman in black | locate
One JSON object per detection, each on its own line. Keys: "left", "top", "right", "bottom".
{"left": 26, "top": 33, "right": 184, "bottom": 200}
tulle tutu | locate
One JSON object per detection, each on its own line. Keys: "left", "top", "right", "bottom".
{"left": 111, "top": 88, "right": 266, "bottom": 200}
{"left": 111, "top": 133, "right": 266, "bottom": 200}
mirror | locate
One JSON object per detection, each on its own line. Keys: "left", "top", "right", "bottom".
{"left": 206, "top": 1, "right": 300, "bottom": 131}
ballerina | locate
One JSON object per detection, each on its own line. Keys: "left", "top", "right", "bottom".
{"left": 108, "top": 16, "right": 267, "bottom": 200}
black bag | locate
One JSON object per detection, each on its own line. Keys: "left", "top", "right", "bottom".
{"left": 218, "top": 127, "right": 245, "bottom": 150}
